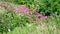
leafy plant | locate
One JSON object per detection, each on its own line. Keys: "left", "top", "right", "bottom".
{"left": 0, "top": 9, "right": 30, "bottom": 33}
{"left": 35, "top": 0, "right": 60, "bottom": 16}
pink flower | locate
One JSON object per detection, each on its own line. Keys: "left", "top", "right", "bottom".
{"left": 37, "top": 13, "right": 48, "bottom": 19}
{"left": 37, "top": 13, "right": 48, "bottom": 23}
{"left": 14, "top": 5, "right": 29, "bottom": 15}
{"left": 37, "top": 13, "right": 43, "bottom": 17}
{"left": 44, "top": 16, "right": 48, "bottom": 19}
{"left": 14, "top": 9, "right": 19, "bottom": 13}
{"left": 37, "top": 13, "right": 44, "bottom": 19}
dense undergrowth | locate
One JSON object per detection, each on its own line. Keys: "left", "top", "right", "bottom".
{"left": 0, "top": 0, "right": 60, "bottom": 34}
{"left": 2, "top": 0, "right": 60, "bottom": 15}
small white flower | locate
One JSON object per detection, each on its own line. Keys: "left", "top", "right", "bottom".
{"left": 8, "top": 29, "right": 10, "bottom": 32}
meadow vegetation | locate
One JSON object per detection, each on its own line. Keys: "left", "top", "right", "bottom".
{"left": 0, "top": 0, "right": 60, "bottom": 34}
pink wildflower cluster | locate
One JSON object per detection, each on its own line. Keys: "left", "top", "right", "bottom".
{"left": 37, "top": 13, "right": 48, "bottom": 22}
{"left": 14, "top": 5, "right": 29, "bottom": 15}
{"left": 37, "top": 13, "right": 47, "bottom": 19}
{"left": 13, "top": 5, "right": 48, "bottom": 23}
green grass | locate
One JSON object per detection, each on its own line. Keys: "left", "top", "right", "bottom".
{"left": 2, "top": 24, "right": 60, "bottom": 34}
{"left": 2, "top": 16, "right": 60, "bottom": 34}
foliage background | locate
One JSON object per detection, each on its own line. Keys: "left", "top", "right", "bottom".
{"left": 0, "top": 0, "right": 60, "bottom": 34}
